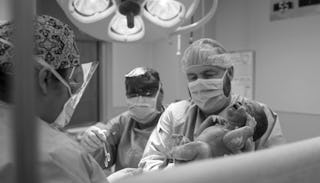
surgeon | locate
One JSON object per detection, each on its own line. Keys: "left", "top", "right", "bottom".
{"left": 139, "top": 38, "right": 286, "bottom": 171}
{"left": 0, "top": 15, "right": 108, "bottom": 183}
{"left": 80, "top": 67, "right": 165, "bottom": 172}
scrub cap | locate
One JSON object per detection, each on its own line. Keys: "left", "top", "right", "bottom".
{"left": 0, "top": 22, "right": 14, "bottom": 74}
{"left": 0, "top": 15, "right": 80, "bottom": 75}
{"left": 181, "top": 38, "right": 233, "bottom": 71}
{"left": 34, "top": 15, "right": 80, "bottom": 69}
{"left": 125, "top": 67, "right": 161, "bottom": 97}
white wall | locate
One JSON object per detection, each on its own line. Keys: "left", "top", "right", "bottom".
{"left": 214, "top": 0, "right": 320, "bottom": 142}
{"left": 151, "top": 38, "right": 189, "bottom": 105}
{"left": 216, "top": 0, "right": 320, "bottom": 114}
{"left": 0, "top": 0, "right": 11, "bottom": 21}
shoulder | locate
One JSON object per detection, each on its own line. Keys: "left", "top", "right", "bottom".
{"left": 38, "top": 121, "right": 88, "bottom": 162}
{"left": 33, "top": 121, "right": 106, "bottom": 183}
{"left": 166, "top": 99, "right": 193, "bottom": 112}
{"left": 96, "top": 111, "right": 131, "bottom": 128}
{"left": 161, "top": 99, "right": 195, "bottom": 123}
{"left": 38, "top": 127, "right": 102, "bottom": 180}
{"left": 109, "top": 111, "right": 132, "bottom": 127}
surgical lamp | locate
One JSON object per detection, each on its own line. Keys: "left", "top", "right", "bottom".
{"left": 57, "top": 0, "right": 218, "bottom": 42}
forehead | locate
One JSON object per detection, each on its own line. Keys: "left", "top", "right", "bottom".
{"left": 186, "top": 65, "right": 226, "bottom": 75}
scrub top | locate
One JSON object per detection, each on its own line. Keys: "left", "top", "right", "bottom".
{"left": 139, "top": 94, "right": 286, "bottom": 171}
{"left": 92, "top": 111, "right": 162, "bottom": 171}
{"left": 0, "top": 101, "right": 108, "bottom": 183}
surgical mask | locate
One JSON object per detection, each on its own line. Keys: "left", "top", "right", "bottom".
{"left": 35, "top": 57, "right": 98, "bottom": 129}
{"left": 126, "top": 87, "right": 161, "bottom": 124}
{"left": 188, "top": 71, "right": 227, "bottom": 111}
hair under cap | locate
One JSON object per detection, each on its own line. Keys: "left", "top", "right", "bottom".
{"left": 181, "top": 38, "right": 233, "bottom": 71}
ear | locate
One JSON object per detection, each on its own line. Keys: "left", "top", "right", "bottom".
{"left": 223, "top": 67, "right": 233, "bottom": 97}
{"left": 227, "top": 66, "right": 234, "bottom": 80}
{"left": 156, "top": 86, "right": 164, "bottom": 110}
{"left": 38, "top": 68, "right": 50, "bottom": 95}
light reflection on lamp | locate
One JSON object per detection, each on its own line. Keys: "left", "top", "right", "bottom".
{"left": 146, "top": 0, "right": 180, "bottom": 20}
{"left": 143, "top": 0, "right": 185, "bottom": 27}
{"left": 58, "top": 0, "right": 218, "bottom": 42}
{"left": 108, "top": 12, "right": 145, "bottom": 42}
{"left": 68, "top": 0, "right": 116, "bottom": 23}
{"left": 73, "top": 0, "right": 110, "bottom": 16}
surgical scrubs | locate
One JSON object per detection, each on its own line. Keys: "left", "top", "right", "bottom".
{"left": 0, "top": 101, "right": 108, "bottom": 183}
{"left": 93, "top": 111, "right": 162, "bottom": 171}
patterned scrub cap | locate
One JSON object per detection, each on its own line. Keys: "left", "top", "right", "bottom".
{"left": 181, "top": 38, "right": 233, "bottom": 71}
{"left": 0, "top": 21, "right": 14, "bottom": 74}
{"left": 34, "top": 15, "right": 80, "bottom": 69}
{"left": 0, "top": 15, "right": 80, "bottom": 75}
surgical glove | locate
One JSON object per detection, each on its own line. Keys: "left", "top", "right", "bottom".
{"left": 80, "top": 126, "right": 107, "bottom": 153}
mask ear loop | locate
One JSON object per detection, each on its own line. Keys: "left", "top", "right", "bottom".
{"left": 68, "top": 66, "right": 76, "bottom": 80}
{"left": 154, "top": 83, "right": 163, "bottom": 112}
{"left": 155, "top": 83, "right": 162, "bottom": 99}
{"left": 34, "top": 57, "right": 73, "bottom": 97}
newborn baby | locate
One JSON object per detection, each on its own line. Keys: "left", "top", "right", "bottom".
{"left": 168, "top": 101, "right": 268, "bottom": 163}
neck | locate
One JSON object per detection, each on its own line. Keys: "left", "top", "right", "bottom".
{"left": 135, "top": 113, "right": 161, "bottom": 130}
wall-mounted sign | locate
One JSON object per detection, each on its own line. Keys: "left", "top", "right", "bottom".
{"left": 229, "top": 51, "right": 255, "bottom": 100}
{"left": 271, "top": 0, "right": 320, "bottom": 21}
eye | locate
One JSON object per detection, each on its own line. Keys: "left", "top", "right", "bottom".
{"left": 203, "top": 71, "right": 218, "bottom": 79}
{"left": 144, "top": 90, "right": 152, "bottom": 96}
{"left": 126, "top": 93, "right": 139, "bottom": 98}
{"left": 187, "top": 74, "right": 197, "bottom": 82}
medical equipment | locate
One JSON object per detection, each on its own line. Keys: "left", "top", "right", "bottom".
{"left": 56, "top": 0, "right": 218, "bottom": 42}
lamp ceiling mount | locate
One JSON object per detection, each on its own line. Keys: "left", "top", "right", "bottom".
{"left": 119, "top": 0, "right": 141, "bottom": 28}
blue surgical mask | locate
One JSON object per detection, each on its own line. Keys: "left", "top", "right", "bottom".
{"left": 188, "top": 71, "right": 227, "bottom": 111}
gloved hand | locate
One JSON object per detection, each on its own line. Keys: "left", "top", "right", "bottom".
{"left": 80, "top": 126, "right": 107, "bottom": 153}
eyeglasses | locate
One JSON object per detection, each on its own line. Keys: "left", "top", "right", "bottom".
{"left": 126, "top": 83, "right": 161, "bottom": 98}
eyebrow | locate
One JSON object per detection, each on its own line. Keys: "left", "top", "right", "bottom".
{"left": 201, "top": 69, "right": 219, "bottom": 75}
{"left": 187, "top": 73, "right": 196, "bottom": 76}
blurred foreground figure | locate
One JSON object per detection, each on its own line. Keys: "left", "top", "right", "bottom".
{"left": 0, "top": 15, "right": 108, "bottom": 183}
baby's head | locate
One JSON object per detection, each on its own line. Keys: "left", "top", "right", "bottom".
{"left": 220, "top": 102, "right": 247, "bottom": 128}
{"left": 220, "top": 101, "right": 268, "bottom": 141}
